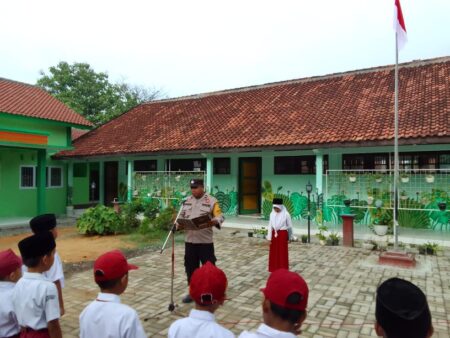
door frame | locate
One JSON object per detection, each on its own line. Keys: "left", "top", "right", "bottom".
{"left": 104, "top": 161, "right": 118, "bottom": 206}
{"left": 238, "top": 157, "right": 262, "bottom": 215}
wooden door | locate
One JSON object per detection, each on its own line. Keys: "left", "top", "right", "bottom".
{"left": 104, "top": 161, "right": 118, "bottom": 206}
{"left": 238, "top": 157, "right": 261, "bottom": 214}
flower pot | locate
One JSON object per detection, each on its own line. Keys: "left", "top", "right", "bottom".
{"left": 374, "top": 225, "right": 388, "bottom": 236}
{"left": 425, "top": 176, "right": 435, "bottom": 184}
{"left": 375, "top": 178, "right": 383, "bottom": 183}
{"left": 367, "top": 196, "right": 374, "bottom": 205}
{"left": 400, "top": 195, "right": 408, "bottom": 201}
{"left": 362, "top": 242, "right": 375, "bottom": 250}
{"left": 319, "top": 239, "right": 327, "bottom": 246}
{"left": 248, "top": 232, "right": 253, "bottom": 237}
{"left": 348, "top": 176, "right": 357, "bottom": 183}
{"left": 400, "top": 177, "right": 410, "bottom": 183}
{"left": 344, "top": 199, "right": 351, "bottom": 207}
{"left": 301, "top": 237, "right": 308, "bottom": 244}
{"left": 438, "top": 202, "right": 447, "bottom": 211}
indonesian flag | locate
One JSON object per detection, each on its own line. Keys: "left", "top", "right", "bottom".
{"left": 394, "top": 0, "right": 407, "bottom": 49}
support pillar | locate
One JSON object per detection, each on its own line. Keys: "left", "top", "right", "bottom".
{"left": 127, "top": 160, "right": 133, "bottom": 202}
{"left": 36, "top": 149, "right": 47, "bottom": 215}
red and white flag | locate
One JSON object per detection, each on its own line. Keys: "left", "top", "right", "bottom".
{"left": 394, "top": 0, "right": 407, "bottom": 49}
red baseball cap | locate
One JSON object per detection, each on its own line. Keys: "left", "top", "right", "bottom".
{"left": 94, "top": 250, "right": 138, "bottom": 282}
{"left": 189, "top": 261, "right": 227, "bottom": 305}
{"left": 0, "top": 249, "right": 22, "bottom": 278}
{"left": 261, "top": 269, "right": 309, "bottom": 311}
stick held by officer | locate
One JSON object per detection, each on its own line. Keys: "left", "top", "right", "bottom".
{"left": 176, "top": 178, "right": 224, "bottom": 304}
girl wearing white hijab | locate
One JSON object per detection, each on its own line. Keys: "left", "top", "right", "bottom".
{"left": 267, "top": 198, "right": 293, "bottom": 272}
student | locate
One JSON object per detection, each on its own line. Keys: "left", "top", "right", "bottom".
{"left": 168, "top": 261, "right": 234, "bottom": 338}
{"left": 375, "top": 277, "right": 433, "bottom": 338}
{"left": 267, "top": 198, "right": 293, "bottom": 272}
{"left": 13, "top": 232, "right": 62, "bottom": 338}
{"left": 239, "top": 269, "right": 309, "bottom": 338}
{"left": 28, "top": 213, "right": 65, "bottom": 315}
{"left": 79, "top": 250, "right": 146, "bottom": 338}
{"left": 0, "top": 249, "right": 22, "bottom": 338}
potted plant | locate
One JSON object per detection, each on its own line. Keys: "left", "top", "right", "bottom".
{"left": 400, "top": 190, "right": 408, "bottom": 200}
{"left": 347, "top": 173, "right": 357, "bottom": 183}
{"left": 343, "top": 199, "right": 351, "bottom": 207}
{"left": 316, "top": 225, "right": 328, "bottom": 245}
{"left": 418, "top": 242, "right": 439, "bottom": 255}
{"left": 362, "top": 239, "right": 378, "bottom": 250}
{"left": 248, "top": 231, "right": 253, "bottom": 238}
{"left": 438, "top": 202, "right": 447, "bottom": 211}
{"left": 327, "top": 232, "right": 340, "bottom": 246}
{"left": 425, "top": 174, "right": 435, "bottom": 184}
{"left": 301, "top": 234, "right": 308, "bottom": 244}
{"left": 374, "top": 173, "right": 383, "bottom": 183}
{"left": 372, "top": 208, "right": 393, "bottom": 236}
{"left": 66, "top": 186, "right": 74, "bottom": 217}
{"left": 400, "top": 173, "right": 410, "bottom": 183}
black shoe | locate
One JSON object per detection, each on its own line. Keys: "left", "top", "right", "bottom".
{"left": 182, "top": 294, "right": 193, "bottom": 304}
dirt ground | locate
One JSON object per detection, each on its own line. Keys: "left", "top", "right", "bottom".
{"left": 0, "top": 226, "right": 138, "bottom": 264}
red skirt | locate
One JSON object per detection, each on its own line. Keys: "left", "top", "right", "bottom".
{"left": 20, "top": 328, "right": 50, "bottom": 338}
{"left": 268, "top": 229, "right": 289, "bottom": 272}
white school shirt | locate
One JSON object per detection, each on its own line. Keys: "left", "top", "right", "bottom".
{"left": 0, "top": 281, "right": 20, "bottom": 337}
{"left": 79, "top": 292, "right": 147, "bottom": 338}
{"left": 168, "top": 309, "right": 235, "bottom": 338}
{"left": 239, "top": 324, "right": 297, "bottom": 338}
{"left": 12, "top": 272, "right": 60, "bottom": 330}
{"left": 22, "top": 251, "right": 65, "bottom": 287}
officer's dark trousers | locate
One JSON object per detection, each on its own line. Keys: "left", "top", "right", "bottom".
{"left": 184, "top": 242, "right": 216, "bottom": 284}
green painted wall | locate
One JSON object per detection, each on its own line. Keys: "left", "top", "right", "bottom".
{"left": 68, "top": 143, "right": 449, "bottom": 225}
{"left": 0, "top": 148, "right": 67, "bottom": 217}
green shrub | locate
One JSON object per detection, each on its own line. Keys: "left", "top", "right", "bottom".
{"left": 153, "top": 206, "right": 175, "bottom": 231}
{"left": 120, "top": 203, "right": 140, "bottom": 232}
{"left": 144, "top": 199, "right": 160, "bottom": 220}
{"left": 139, "top": 217, "right": 152, "bottom": 235}
{"left": 76, "top": 205, "right": 123, "bottom": 235}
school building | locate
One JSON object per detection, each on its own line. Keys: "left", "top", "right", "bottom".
{"left": 1, "top": 57, "right": 448, "bottom": 233}
{"left": 54, "top": 57, "right": 449, "bottom": 231}
{"left": 0, "top": 78, "right": 92, "bottom": 221}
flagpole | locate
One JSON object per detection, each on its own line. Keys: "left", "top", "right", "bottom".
{"left": 393, "top": 32, "right": 399, "bottom": 249}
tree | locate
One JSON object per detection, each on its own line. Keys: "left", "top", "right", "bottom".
{"left": 37, "top": 62, "right": 163, "bottom": 126}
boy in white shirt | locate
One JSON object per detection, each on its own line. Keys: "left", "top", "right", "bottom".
{"left": 0, "top": 249, "right": 22, "bottom": 338}
{"left": 79, "top": 250, "right": 147, "bottom": 338}
{"left": 168, "top": 261, "right": 234, "bottom": 338}
{"left": 29, "top": 214, "right": 65, "bottom": 315}
{"left": 13, "top": 232, "right": 62, "bottom": 338}
{"left": 239, "top": 269, "right": 309, "bottom": 338}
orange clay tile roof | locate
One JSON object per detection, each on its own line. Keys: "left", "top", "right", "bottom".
{"left": 71, "top": 128, "right": 89, "bottom": 141}
{"left": 0, "top": 78, "right": 92, "bottom": 128}
{"left": 57, "top": 57, "right": 449, "bottom": 158}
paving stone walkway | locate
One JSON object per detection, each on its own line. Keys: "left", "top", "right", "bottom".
{"left": 60, "top": 229, "right": 450, "bottom": 337}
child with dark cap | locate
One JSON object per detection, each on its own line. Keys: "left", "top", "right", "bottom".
{"left": 168, "top": 261, "right": 234, "bottom": 338}
{"left": 13, "top": 232, "right": 62, "bottom": 338}
{"left": 239, "top": 269, "right": 309, "bottom": 337}
{"left": 79, "top": 250, "right": 146, "bottom": 338}
{"left": 27, "top": 213, "right": 65, "bottom": 316}
{"left": 375, "top": 277, "right": 433, "bottom": 338}
{"left": 0, "top": 249, "right": 22, "bottom": 338}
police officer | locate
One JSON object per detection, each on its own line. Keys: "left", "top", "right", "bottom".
{"left": 177, "top": 178, "right": 224, "bottom": 303}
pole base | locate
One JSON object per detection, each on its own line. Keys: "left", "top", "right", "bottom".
{"left": 379, "top": 250, "right": 416, "bottom": 268}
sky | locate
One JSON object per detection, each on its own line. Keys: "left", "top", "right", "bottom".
{"left": 0, "top": 0, "right": 449, "bottom": 98}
